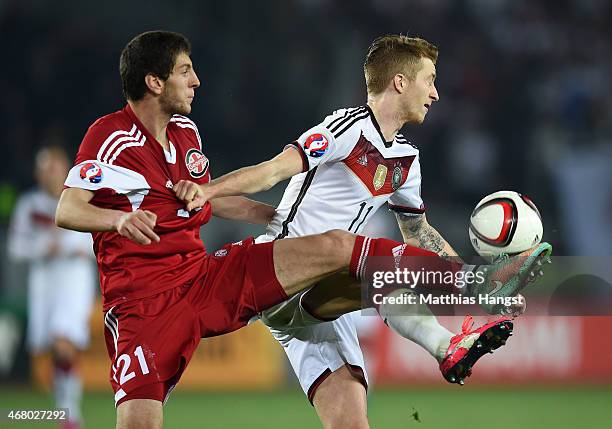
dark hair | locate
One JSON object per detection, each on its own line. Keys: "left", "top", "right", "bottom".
{"left": 120, "top": 31, "right": 191, "bottom": 101}
{"left": 364, "top": 35, "right": 438, "bottom": 94}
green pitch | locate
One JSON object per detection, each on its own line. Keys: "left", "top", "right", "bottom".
{"left": 1, "top": 386, "right": 610, "bottom": 428}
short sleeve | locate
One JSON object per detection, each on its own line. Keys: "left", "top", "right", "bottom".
{"left": 65, "top": 122, "right": 150, "bottom": 195}
{"left": 284, "top": 118, "right": 362, "bottom": 173}
{"left": 65, "top": 161, "right": 149, "bottom": 194}
{"left": 283, "top": 124, "right": 337, "bottom": 172}
{"left": 388, "top": 154, "right": 425, "bottom": 215}
{"left": 65, "top": 121, "right": 151, "bottom": 212}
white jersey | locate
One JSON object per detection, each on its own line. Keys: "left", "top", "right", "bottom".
{"left": 8, "top": 189, "right": 96, "bottom": 350}
{"left": 266, "top": 105, "right": 425, "bottom": 240}
{"left": 8, "top": 189, "right": 94, "bottom": 262}
{"left": 258, "top": 106, "right": 426, "bottom": 397}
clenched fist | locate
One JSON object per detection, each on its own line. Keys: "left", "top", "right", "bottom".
{"left": 173, "top": 180, "right": 210, "bottom": 211}
{"left": 115, "top": 210, "right": 159, "bottom": 245}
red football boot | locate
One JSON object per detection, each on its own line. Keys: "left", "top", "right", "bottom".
{"left": 440, "top": 315, "right": 513, "bottom": 385}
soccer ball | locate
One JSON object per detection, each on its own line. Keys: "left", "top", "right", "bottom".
{"left": 469, "top": 190, "right": 543, "bottom": 261}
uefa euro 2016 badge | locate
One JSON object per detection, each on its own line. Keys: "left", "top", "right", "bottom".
{"left": 185, "top": 148, "right": 209, "bottom": 178}
{"left": 392, "top": 164, "right": 403, "bottom": 190}
{"left": 373, "top": 164, "right": 388, "bottom": 191}
{"left": 303, "top": 133, "right": 329, "bottom": 157}
{"left": 79, "top": 162, "right": 103, "bottom": 183}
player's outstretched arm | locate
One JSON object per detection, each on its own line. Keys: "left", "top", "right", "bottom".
{"left": 174, "top": 147, "right": 303, "bottom": 211}
{"left": 56, "top": 188, "right": 160, "bottom": 245}
{"left": 210, "top": 196, "right": 276, "bottom": 225}
{"left": 395, "top": 212, "right": 463, "bottom": 262}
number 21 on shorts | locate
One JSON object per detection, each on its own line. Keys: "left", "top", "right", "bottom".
{"left": 113, "top": 345, "right": 150, "bottom": 386}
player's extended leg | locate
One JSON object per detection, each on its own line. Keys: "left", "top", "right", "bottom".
{"left": 271, "top": 230, "right": 463, "bottom": 297}
{"left": 312, "top": 365, "right": 370, "bottom": 429}
{"left": 301, "top": 281, "right": 453, "bottom": 363}
{"left": 300, "top": 273, "right": 361, "bottom": 319}
{"left": 116, "top": 399, "right": 162, "bottom": 429}
{"left": 271, "top": 230, "right": 357, "bottom": 296}
{"left": 371, "top": 289, "right": 516, "bottom": 386}
{"left": 272, "top": 230, "right": 551, "bottom": 305}
{"left": 270, "top": 236, "right": 551, "bottom": 366}
{"left": 285, "top": 267, "right": 538, "bottom": 386}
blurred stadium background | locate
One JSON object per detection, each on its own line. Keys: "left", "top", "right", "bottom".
{"left": 0, "top": 0, "right": 611, "bottom": 427}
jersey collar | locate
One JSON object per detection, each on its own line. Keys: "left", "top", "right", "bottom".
{"left": 124, "top": 104, "right": 175, "bottom": 164}
{"left": 124, "top": 103, "right": 143, "bottom": 132}
{"left": 125, "top": 103, "right": 175, "bottom": 148}
{"left": 365, "top": 104, "right": 395, "bottom": 148}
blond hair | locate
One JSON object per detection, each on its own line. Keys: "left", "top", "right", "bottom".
{"left": 364, "top": 35, "right": 438, "bottom": 94}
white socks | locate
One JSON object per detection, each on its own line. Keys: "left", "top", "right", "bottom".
{"left": 54, "top": 365, "right": 83, "bottom": 423}
{"left": 378, "top": 289, "right": 453, "bottom": 362}
{"left": 283, "top": 288, "right": 454, "bottom": 363}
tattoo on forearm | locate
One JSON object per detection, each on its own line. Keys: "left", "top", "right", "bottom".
{"left": 414, "top": 226, "right": 450, "bottom": 258}
{"left": 396, "top": 213, "right": 451, "bottom": 258}
{"left": 402, "top": 214, "right": 424, "bottom": 235}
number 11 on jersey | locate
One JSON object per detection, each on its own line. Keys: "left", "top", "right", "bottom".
{"left": 349, "top": 202, "right": 373, "bottom": 233}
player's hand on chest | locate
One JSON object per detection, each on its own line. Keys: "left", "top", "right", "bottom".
{"left": 139, "top": 143, "right": 211, "bottom": 217}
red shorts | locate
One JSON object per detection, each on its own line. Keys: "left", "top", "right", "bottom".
{"left": 103, "top": 237, "right": 287, "bottom": 406}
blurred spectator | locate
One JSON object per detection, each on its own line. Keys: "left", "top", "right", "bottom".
{"left": 7, "top": 146, "right": 96, "bottom": 429}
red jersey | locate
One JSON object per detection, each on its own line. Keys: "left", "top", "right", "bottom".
{"left": 65, "top": 104, "right": 212, "bottom": 310}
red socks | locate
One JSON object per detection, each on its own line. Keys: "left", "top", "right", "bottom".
{"left": 54, "top": 358, "right": 74, "bottom": 373}
{"left": 349, "top": 235, "right": 463, "bottom": 293}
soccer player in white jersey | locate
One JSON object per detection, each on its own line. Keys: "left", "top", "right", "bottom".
{"left": 176, "top": 35, "right": 551, "bottom": 428}
{"left": 8, "top": 146, "right": 96, "bottom": 429}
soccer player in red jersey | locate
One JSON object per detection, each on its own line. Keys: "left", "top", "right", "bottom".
{"left": 56, "top": 31, "right": 550, "bottom": 429}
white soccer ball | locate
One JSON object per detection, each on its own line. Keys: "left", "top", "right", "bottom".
{"left": 469, "top": 190, "right": 543, "bottom": 261}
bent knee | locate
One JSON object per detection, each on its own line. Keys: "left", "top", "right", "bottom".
{"left": 322, "top": 229, "right": 354, "bottom": 242}
{"left": 52, "top": 337, "right": 78, "bottom": 363}
{"left": 320, "top": 229, "right": 356, "bottom": 262}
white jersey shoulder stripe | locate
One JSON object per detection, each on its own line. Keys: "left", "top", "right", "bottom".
{"left": 173, "top": 122, "right": 202, "bottom": 148}
{"left": 96, "top": 124, "right": 138, "bottom": 162}
{"left": 333, "top": 110, "right": 370, "bottom": 139}
{"left": 171, "top": 114, "right": 196, "bottom": 124}
{"left": 328, "top": 107, "right": 368, "bottom": 134}
{"left": 395, "top": 133, "right": 419, "bottom": 150}
{"left": 102, "top": 129, "right": 143, "bottom": 163}
{"left": 171, "top": 115, "right": 202, "bottom": 149}
{"left": 107, "top": 134, "right": 147, "bottom": 165}
{"left": 325, "top": 106, "right": 366, "bottom": 130}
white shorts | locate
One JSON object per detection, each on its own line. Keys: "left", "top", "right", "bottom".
{"left": 27, "top": 258, "right": 96, "bottom": 352}
{"left": 256, "top": 234, "right": 368, "bottom": 401}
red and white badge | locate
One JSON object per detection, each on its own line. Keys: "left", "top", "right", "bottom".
{"left": 185, "top": 148, "right": 209, "bottom": 178}
{"left": 303, "top": 133, "right": 329, "bottom": 158}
